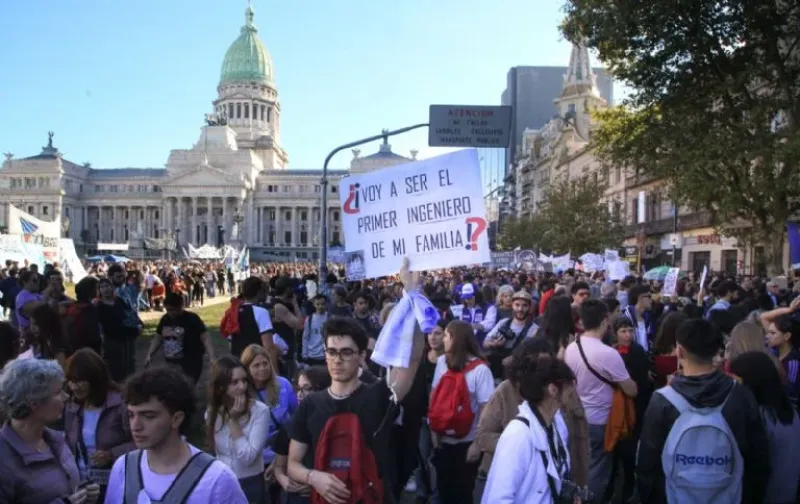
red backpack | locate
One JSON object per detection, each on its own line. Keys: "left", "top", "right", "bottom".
{"left": 428, "top": 359, "right": 485, "bottom": 438}
{"left": 313, "top": 412, "right": 383, "bottom": 504}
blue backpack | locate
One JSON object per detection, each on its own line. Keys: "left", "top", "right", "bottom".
{"left": 658, "top": 383, "right": 743, "bottom": 503}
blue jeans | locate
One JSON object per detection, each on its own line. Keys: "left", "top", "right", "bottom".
{"left": 588, "top": 423, "right": 613, "bottom": 500}
{"left": 415, "top": 422, "right": 440, "bottom": 503}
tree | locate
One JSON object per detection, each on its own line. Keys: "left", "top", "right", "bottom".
{"left": 562, "top": 0, "right": 800, "bottom": 275}
{"left": 499, "top": 174, "right": 624, "bottom": 254}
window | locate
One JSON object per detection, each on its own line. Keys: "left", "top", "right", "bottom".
{"left": 267, "top": 107, "right": 272, "bottom": 122}
{"left": 155, "top": 210, "right": 159, "bottom": 219}
{"left": 300, "top": 210, "right": 308, "bottom": 221}
{"left": 285, "top": 211, "right": 291, "bottom": 221}
{"left": 228, "top": 103, "right": 234, "bottom": 119}
{"left": 236, "top": 103, "right": 242, "bottom": 118}
{"left": 79, "top": 184, "right": 83, "bottom": 192}
{"left": 300, "top": 231, "right": 308, "bottom": 245}
{"left": 94, "top": 185, "right": 104, "bottom": 192}
{"left": 283, "top": 185, "right": 291, "bottom": 192}
{"left": 333, "top": 211, "right": 340, "bottom": 222}
{"left": 314, "top": 185, "right": 321, "bottom": 193}
{"left": 244, "top": 103, "right": 249, "bottom": 119}
{"left": 331, "top": 186, "right": 337, "bottom": 193}
{"left": 284, "top": 231, "right": 292, "bottom": 244}
{"left": 124, "top": 226, "right": 129, "bottom": 241}
{"left": 268, "top": 210, "right": 275, "bottom": 220}
{"left": 110, "top": 185, "right": 119, "bottom": 193}
{"left": 568, "top": 103, "right": 576, "bottom": 115}
{"left": 65, "top": 207, "right": 70, "bottom": 217}
{"left": 153, "top": 185, "right": 162, "bottom": 192}
{"left": 140, "top": 210, "right": 144, "bottom": 219}
{"left": 124, "top": 209, "right": 129, "bottom": 219}
{"left": 42, "top": 206, "right": 49, "bottom": 216}
{"left": 27, "top": 206, "right": 34, "bottom": 214}
{"left": 332, "top": 231, "right": 340, "bottom": 244}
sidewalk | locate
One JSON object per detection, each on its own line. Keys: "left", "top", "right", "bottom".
{"left": 138, "top": 294, "right": 231, "bottom": 322}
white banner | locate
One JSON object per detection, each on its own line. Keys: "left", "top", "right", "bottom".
{"left": 339, "top": 149, "right": 489, "bottom": 279}
{"left": 58, "top": 239, "right": 88, "bottom": 284}
{"left": 7, "top": 205, "right": 61, "bottom": 263}
{"left": 187, "top": 243, "right": 222, "bottom": 259}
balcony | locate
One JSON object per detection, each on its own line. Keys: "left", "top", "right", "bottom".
{"left": 624, "top": 210, "right": 713, "bottom": 238}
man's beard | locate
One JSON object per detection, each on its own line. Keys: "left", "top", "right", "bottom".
{"left": 513, "top": 311, "right": 529, "bottom": 321}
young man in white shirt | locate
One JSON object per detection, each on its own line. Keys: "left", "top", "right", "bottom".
{"left": 104, "top": 366, "right": 247, "bottom": 504}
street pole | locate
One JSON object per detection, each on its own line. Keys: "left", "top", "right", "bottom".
{"left": 318, "top": 123, "right": 429, "bottom": 280}
{"left": 671, "top": 206, "right": 679, "bottom": 267}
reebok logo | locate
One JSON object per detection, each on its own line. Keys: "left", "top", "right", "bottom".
{"left": 675, "top": 454, "right": 731, "bottom": 466}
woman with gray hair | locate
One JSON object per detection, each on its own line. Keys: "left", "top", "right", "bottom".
{"left": 0, "top": 358, "right": 100, "bottom": 504}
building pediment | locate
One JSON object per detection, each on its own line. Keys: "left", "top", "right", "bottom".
{"left": 164, "top": 164, "right": 249, "bottom": 188}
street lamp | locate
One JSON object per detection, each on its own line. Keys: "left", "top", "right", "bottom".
{"left": 217, "top": 224, "right": 225, "bottom": 247}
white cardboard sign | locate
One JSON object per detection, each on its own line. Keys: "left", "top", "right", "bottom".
{"left": 339, "top": 149, "right": 489, "bottom": 279}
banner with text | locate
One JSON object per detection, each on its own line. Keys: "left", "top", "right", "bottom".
{"left": 340, "top": 149, "right": 489, "bottom": 278}
{"left": 7, "top": 205, "right": 61, "bottom": 263}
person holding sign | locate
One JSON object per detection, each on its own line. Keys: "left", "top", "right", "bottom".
{"left": 287, "top": 258, "right": 428, "bottom": 504}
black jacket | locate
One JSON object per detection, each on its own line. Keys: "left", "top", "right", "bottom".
{"left": 636, "top": 370, "right": 769, "bottom": 504}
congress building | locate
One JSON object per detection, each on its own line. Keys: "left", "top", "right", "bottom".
{"left": 0, "top": 5, "right": 416, "bottom": 261}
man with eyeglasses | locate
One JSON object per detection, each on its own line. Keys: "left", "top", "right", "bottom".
{"left": 287, "top": 260, "right": 426, "bottom": 504}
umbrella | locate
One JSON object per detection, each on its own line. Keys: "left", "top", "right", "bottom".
{"left": 643, "top": 265, "right": 686, "bottom": 281}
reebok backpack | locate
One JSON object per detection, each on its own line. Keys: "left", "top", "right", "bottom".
{"left": 313, "top": 412, "right": 383, "bottom": 504}
{"left": 428, "top": 359, "right": 485, "bottom": 438}
{"left": 658, "top": 384, "right": 743, "bottom": 504}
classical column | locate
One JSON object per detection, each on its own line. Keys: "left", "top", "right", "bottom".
{"left": 207, "top": 197, "right": 214, "bottom": 245}
{"left": 276, "top": 206, "right": 284, "bottom": 247}
{"left": 191, "top": 198, "right": 198, "bottom": 246}
{"left": 247, "top": 194, "right": 255, "bottom": 245}
{"left": 289, "top": 207, "right": 295, "bottom": 247}
{"left": 96, "top": 206, "right": 102, "bottom": 242}
{"left": 177, "top": 198, "right": 185, "bottom": 244}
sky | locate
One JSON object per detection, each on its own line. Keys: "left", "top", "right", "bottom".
{"left": 0, "top": 0, "right": 619, "bottom": 176}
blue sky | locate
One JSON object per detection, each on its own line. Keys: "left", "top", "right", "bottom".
{"left": 0, "top": 0, "right": 614, "bottom": 175}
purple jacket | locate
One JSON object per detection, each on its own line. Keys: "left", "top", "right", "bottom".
{"left": 63, "top": 391, "right": 134, "bottom": 466}
{"left": 0, "top": 423, "right": 81, "bottom": 503}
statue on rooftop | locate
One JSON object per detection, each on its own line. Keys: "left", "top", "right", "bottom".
{"left": 3, "top": 152, "right": 13, "bottom": 161}
{"left": 47, "top": 131, "right": 54, "bottom": 149}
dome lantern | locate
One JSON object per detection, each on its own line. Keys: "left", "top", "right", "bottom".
{"left": 219, "top": 5, "right": 274, "bottom": 87}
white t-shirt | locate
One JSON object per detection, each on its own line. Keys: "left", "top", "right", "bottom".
{"left": 103, "top": 444, "right": 247, "bottom": 504}
{"left": 431, "top": 355, "right": 495, "bottom": 444}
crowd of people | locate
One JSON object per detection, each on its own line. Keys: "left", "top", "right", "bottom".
{"left": 0, "top": 254, "right": 798, "bottom": 503}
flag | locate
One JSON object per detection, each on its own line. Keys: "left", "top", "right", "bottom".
{"left": 371, "top": 291, "right": 439, "bottom": 369}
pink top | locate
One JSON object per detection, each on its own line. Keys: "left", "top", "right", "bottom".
{"left": 564, "top": 336, "right": 631, "bottom": 425}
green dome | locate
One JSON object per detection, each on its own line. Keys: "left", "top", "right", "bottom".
{"left": 219, "top": 7, "right": 273, "bottom": 86}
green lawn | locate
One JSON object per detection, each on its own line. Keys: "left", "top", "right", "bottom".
{"left": 138, "top": 302, "right": 232, "bottom": 449}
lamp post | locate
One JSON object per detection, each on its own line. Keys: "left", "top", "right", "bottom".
{"left": 318, "top": 123, "right": 429, "bottom": 279}
{"left": 175, "top": 228, "right": 181, "bottom": 259}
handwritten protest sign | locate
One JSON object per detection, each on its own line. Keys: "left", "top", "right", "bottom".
{"left": 661, "top": 267, "right": 681, "bottom": 297}
{"left": 339, "top": 149, "right": 489, "bottom": 279}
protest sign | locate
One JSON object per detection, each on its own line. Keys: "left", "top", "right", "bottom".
{"left": 7, "top": 205, "right": 61, "bottom": 263}
{"left": 59, "top": 239, "right": 88, "bottom": 284}
{"left": 339, "top": 149, "right": 489, "bottom": 278}
{"left": 661, "top": 267, "right": 681, "bottom": 297}
{"left": 490, "top": 251, "right": 516, "bottom": 269}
